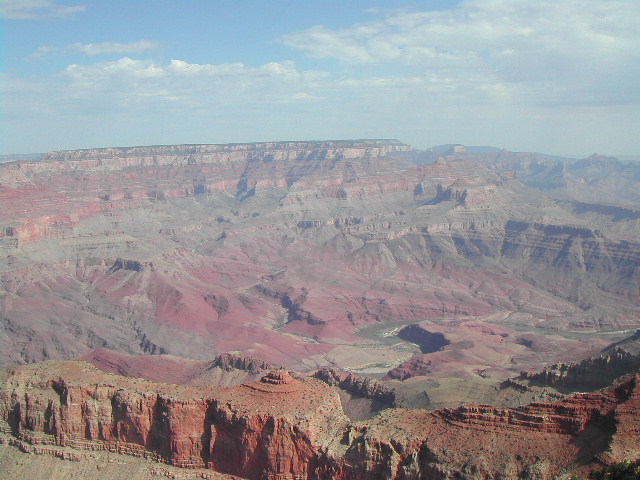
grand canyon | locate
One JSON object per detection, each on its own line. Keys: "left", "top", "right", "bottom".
{"left": 1, "top": 140, "right": 639, "bottom": 479}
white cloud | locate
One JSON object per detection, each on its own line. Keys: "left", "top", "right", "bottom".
{"left": 3, "top": 1, "right": 640, "bottom": 155}
{"left": 7, "top": 52, "right": 520, "bottom": 128}
{"left": 289, "top": 92, "right": 325, "bottom": 102}
{"left": 31, "top": 40, "right": 159, "bottom": 59}
{"left": 60, "top": 57, "right": 322, "bottom": 85}
{"left": 30, "top": 45, "right": 64, "bottom": 59}
{"left": 0, "top": 0, "right": 85, "bottom": 19}
{"left": 29, "top": 57, "right": 329, "bottom": 115}
{"left": 280, "top": 0, "right": 640, "bottom": 107}
{"left": 71, "top": 40, "right": 159, "bottom": 56}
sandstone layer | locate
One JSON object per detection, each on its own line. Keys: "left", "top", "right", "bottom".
{"left": 1, "top": 361, "right": 639, "bottom": 480}
{"left": 0, "top": 140, "right": 639, "bottom": 386}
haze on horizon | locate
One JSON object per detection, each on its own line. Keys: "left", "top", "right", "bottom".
{"left": 1, "top": 0, "right": 639, "bottom": 157}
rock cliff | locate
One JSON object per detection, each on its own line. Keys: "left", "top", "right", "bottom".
{"left": 314, "top": 368, "right": 397, "bottom": 406}
{"left": 516, "top": 330, "right": 640, "bottom": 392}
{"left": 0, "top": 361, "right": 348, "bottom": 479}
{"left": 1, "top": 361, "right": 639, "bottom": 479}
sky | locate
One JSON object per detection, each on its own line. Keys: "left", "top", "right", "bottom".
{"left": 1, "top": 0, "right": 639, "bottom": 156}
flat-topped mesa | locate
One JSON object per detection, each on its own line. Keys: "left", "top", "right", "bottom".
{"left": 38, "top": 139, "right": 410, "bottom": 164}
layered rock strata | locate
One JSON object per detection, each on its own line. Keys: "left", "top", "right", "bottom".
{"left": 0, "top": 361, "right": 348, "bottom": 479}
{"left": 1, "top": 361, "right": 639, "bottom": 479}
{"left": 1, "top": 140, "right": 639, "bottom": 381}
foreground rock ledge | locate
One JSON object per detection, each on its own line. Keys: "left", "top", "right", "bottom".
{"left": 1, "top": 361, "right": 639, "bottom": 480}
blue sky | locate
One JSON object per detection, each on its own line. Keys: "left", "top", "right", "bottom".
{"left": 1, "top": 0, "right": 639, "bottom": 156}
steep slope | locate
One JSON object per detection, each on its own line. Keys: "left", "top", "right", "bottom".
{"left": 1, "top": 361, "right": 639, "bottom": 479}
{"left": 0, "top": 140, "right": 638, "bottom": 384}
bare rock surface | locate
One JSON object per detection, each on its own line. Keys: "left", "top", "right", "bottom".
{"left": 512, "top": 330, "right": 640, "bottom": 393}
{"left": 1, "top": 360, "right": 639, "bottom": 480}
{"left": 0, "top": 140, "right": 639, "bottom": 393}
{"left": 384, "top": 320, "right": 609, "bottom": 382}
{"left": 81, "top": 349, "right": 273, "bottom": 386}
{"left": 0, "top": 442, "right": 244, "bottom": 480}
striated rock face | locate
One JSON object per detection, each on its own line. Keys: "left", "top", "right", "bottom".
{"left": 0, "top": 140, "right": 409, "bottom": 247}
{"left": 1, "top": 139, "right": 639, "bottom": 385}
{"left": 0, "top": 361, "right": 348, "bottom": 479}
{"left": 1, "top": 361, "right": 640, "bottom": 480}
{"left": 258, "top": 370, "right": 295, "bottom": 385}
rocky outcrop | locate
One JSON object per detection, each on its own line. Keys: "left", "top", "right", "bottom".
{"left": 0, "top": 362, "right": 348, "bottom": 479}
{"left": 313, "top": 368, "right": 397, "bottom": 406}
{"left": 2, "top": 361, "right": 640, "bottom": 479}
{"left": 209, "top": 353, "right": 275, "bottom": 374}
{"left": 518, "top": 331, "right": 640, "bottom": 392}
{"left": 111, "top": 258, "right": 145, "bottom": 272}
{"left": 431, "top": 183, "right": 468, "bottom": 204}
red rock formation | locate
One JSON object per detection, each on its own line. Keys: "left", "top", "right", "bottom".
{"left": 211, "top": 353, "right": 275, "bottom": 374}
{"left": 0, "top": 361, "right": 348, "bottom": 478}
{"left": 1, "top": 361, "right": 639, "bottom": 479}
{"left": 1, "top": 140, "right": 639, "bottom": 383}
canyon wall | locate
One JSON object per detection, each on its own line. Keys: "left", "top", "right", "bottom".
{"left": 1, "top": 140, "right": 639, "bottom": 386}
{"left": 1, "top": 361, "right": 639, "bottom": 480}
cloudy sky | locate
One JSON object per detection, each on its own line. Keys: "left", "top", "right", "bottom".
{"left": 2, "top": 0, "right": 639, "bottom": 155}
